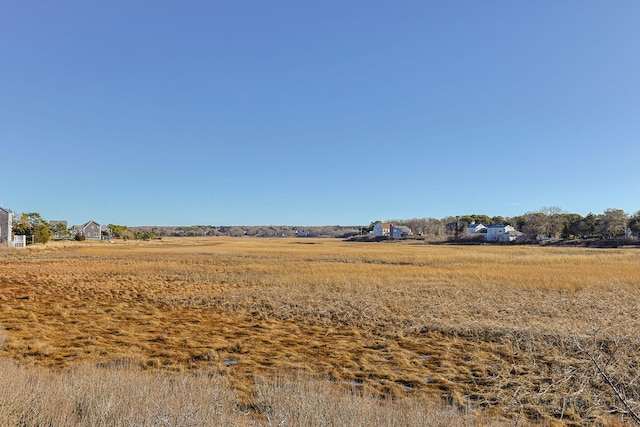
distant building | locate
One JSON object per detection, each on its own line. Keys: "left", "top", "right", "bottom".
{"left": 486, "top": 224, "right": 521, "bottom": 242}
{"left": 372, "top": 223, "right": 412, "bottom": 238}
{"left": 0, "top": 205, "right": 14, "bottom": 247}
{"left": 372, "top": 222, "right": 391, "bottom": 237}
{"left": 466, "top": 222, "right": 487, "bottom": 234}
{"left": 73, "top": 220, "right": 102, "bottom": 240}
{"left": 391, "top": 225, "right": 413, "bottom": 238}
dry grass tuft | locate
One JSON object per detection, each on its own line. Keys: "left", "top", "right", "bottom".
{"left": 0, "top": 357, "right": 492, "bottom": 426}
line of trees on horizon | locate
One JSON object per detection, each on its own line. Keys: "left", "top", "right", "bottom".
{"left": 385, "top": 207, "right": 640, "bottom": 241}
{"left": 9, "top": 207, "right": 640, "bottom": 245}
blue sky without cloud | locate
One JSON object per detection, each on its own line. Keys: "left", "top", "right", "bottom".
{"left": 2, "top": 1, "right": 639, "bottom": 226}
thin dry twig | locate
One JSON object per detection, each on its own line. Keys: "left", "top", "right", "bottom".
{"left": 574, "top": 335, "right": 640, "bottom": 425}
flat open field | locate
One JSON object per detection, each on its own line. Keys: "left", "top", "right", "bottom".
{"left": 1, "top": 238, "right": 640, "bottom": 425}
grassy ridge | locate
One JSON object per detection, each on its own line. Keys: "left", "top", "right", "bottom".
{"left": 1, "top": 238, "right": 640, "bottom": 425}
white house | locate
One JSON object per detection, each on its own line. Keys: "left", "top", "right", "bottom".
{"left": 466, "top": 222, "right": 487, "bottom": 234}
{"left": 372, "top": 222, "right": 391, "bottom": 237}
{"left": 486, "top": 224, "right": 519, "bottom": 242}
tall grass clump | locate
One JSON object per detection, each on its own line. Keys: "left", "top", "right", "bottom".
{"left": 0, "top": 358, "right": 486, "bottom": 426}
{"left": 0, "top": 359, "right": 241, "bottom": 426}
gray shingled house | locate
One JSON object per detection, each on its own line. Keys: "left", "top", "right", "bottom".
{"left": 73, "top": 220, "right": 102, "bottom": 240}
{"left": 0, "top": 205, "right": 14, "bottom": 247}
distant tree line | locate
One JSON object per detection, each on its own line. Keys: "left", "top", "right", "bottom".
{"left": 129, "top": 225, "right": 362, "bottom": 239}
{"left": 108, "top": 224, "right": 158, "bottom": 241}
{"left": 388, "top": 207, "right": 640, "bottom": 242}
{"left": 10, "top": 207, "right": 640, "bottom": 245}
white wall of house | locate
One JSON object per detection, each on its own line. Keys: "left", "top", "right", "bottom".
{"left": 486, "top": 225, "right": 516, "bottom": 242}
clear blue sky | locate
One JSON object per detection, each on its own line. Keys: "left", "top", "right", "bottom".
{"left": 2, "top": 1, "right": 639, "bottom": 226}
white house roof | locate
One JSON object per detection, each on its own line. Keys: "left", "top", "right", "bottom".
{"left": 467, "top": 222, "right": 486, "bottom": 228}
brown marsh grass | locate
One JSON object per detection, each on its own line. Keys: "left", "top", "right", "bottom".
{"left": 1, "top": 237, "right": 640, "bottom": 425}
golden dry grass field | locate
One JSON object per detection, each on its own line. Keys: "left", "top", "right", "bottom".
{"left": 1, "top": 237, "right": 640, "bottom": 425}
